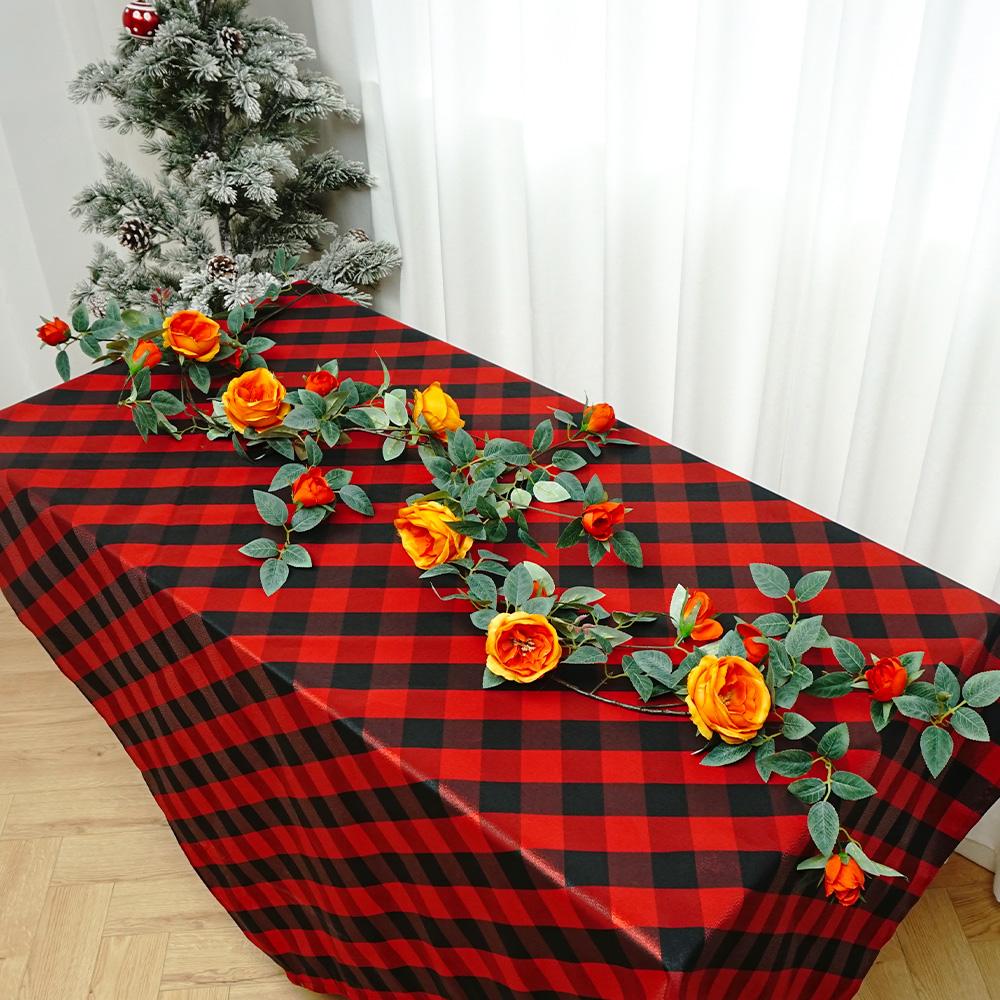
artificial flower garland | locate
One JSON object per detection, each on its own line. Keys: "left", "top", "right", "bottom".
{"left": 37, "top": 281, "right": 1000, "bottom": 907}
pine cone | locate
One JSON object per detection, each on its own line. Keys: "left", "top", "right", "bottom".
{"left": 218, "top": 26, "right": 247, "bottom": 56}
{"left": 87, "top": 291, "right": 109, "bottom": 319}
{"left": 348, "top": 228, "right": 369, "bottom": 242}
{"left": 117, "top": 217, "right": 153, "bottom": 254}
{"left": 207, "top": 254, "right": 238, "bottom": 280}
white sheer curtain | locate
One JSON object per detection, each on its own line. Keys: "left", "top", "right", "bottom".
{"left": 312, "top": 0, "right": 1000, "bottom": 609}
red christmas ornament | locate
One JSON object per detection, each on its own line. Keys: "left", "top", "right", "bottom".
{"left": 122, "top": 1, "right": 160, "bottom": 40}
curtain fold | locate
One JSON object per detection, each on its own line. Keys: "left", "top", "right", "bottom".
{"left": 317, "top": 0, "right": 1000, "bottom": 603}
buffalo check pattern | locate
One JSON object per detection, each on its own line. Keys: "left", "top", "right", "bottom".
{"left": 0, "top": 292, "right": 997, "bottom": 1000}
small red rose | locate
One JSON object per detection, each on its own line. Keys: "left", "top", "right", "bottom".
{"left": 736, "top": 622, "right": 769, "bottom": 665}
{"left": 291, "top": 468, "right": 335, "bottom": 508}
{"left": 581, "top": 500, "right": 625, "bottom": 542}
{"left": 131, "top": 340, "right": 162, "bottom": 369}
{"left": 824, "top": 854, "right": 865, "bottom": 907}
{"left": 582, "top": 402, "right": 615, "bottom": 434}
{"left": 865, "top": 656, "right": 908, "bottom": 702}
{"left": 37, "top": 317, "right": 70, "bottom": 346}
{"left": 304, "top": 369, "right": 338, "bottom": 396}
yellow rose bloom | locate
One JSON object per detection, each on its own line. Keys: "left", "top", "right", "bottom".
{"left": 413, "top": 381, "right": 464, "bottom": 437}
{"left": 394, "top": 500, "right": 473, "bottom": 569}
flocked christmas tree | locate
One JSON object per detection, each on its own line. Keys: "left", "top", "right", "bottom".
{"left": 69, "top": 0, "right": 400, "bottom": 316}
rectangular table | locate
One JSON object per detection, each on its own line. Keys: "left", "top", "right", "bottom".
{"left": 0, "top": 293, "right": 997, "bottom": 999}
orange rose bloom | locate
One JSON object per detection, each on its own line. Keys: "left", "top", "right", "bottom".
{"left": 682, "top": 589, "right": 724, "bottom": 642}
{"left": 865, "top": 656, "right": 908, "bottom": 702}
{"left": 581, "top": 501, "right": 625, "bottom": 542}
{"left": 824, "top": 855, "right": 865, "bottom": 907}
{"left": 412, "top": 381, "right": 464, "bottom": 437}
{"left": 291, "top": 468, "right": 335, "bottom": 507}
{"left": 686, "top": 654, "right": 771, "bottom": 744}
{"left": 394, "top": 500, "right": 473, "bottom": 569}
{"left": 736, "top": 622, "right": 769, "bottom": 665}
{"left": 162, "top": 309, "right": 221, "bottom": 363}
{"left": 37, "top": 317, "right": 71, "bottom": 346}
{"left": 304, "top": 369, "right": 337, "bottom": 396}
{"left": 485, "top": 612, "right": 562, "bottom": 683}
{"left": 582, "top": 402, "right": 615, "bottom": 434}
{"left": 221, "top": 368, "right": 291, "bottom": 434}
{"left": 131, "top": 340, "right": 162, "bottom": 369}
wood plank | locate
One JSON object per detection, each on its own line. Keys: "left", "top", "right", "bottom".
{"left": 158, "top": 989, "right": 231, "bottom": 1000}
{"left": 0, "top": 838, "right": 61, "bottom": 998}
{"left": 895, "top": 887, "right": 991, "bottom": 999}
{"left": 0, "top": 792, "right": 11, "bottom": 834}
{"left": 229, "top": 980, "right": 333, "bottom": 998}
{"left": 3, "top": 782, "right": 165, "bottom": 840}
{"left": 90, "top": 933, "right": 168, "bottom": 1000}
{"left": 105, "top": 873, "right": 234, "bottom": 935}
{"left": 53, "top": 829, "right": 191, "bottom": 884}
{"left": 948, "top": 878, "right": 1000, "bottom": 943}
{"left": 16, "top": 882, "right": 113, "bottom": 1000}
{"left": 933, "top": 853, "right": 994, "bottom": 891}
{"left": 971, "top": 941, "right": 1000, "bottom": 1000}
{"left": 160, "top": 931, "right": 286, "bottom": 991}
{"left": 0, "top": 717, "right": 133, "bottom": 794}
{"left": 855, "top": 957, "right": 917, "bottom": 1000}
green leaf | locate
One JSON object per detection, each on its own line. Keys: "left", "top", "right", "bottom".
{"left": 557, "top": 517, "right": 585, "bottom": 549}
{"left": 950, "top": 706, "right": 989, "bottom": 741}
{"left": 324, "top": 469, "right": 352, "bottom": 491}
{"left": 870, "top": 699, "right": 893, "bottom": 732}
{"left": 893, "top": 695, "right": 934, "bottom": 721}
{"left": 269, "top": 463, "right": 307, "bottom": 492}
{"left": 532, "top": 419, "right": 553, "bottom": 451}
{"left": 920, "top": 725, "right": 954, "bottom": 778}
{"left": 253, "top": 489, "right": 288, "bottom": 526}
{"left": 552, "top": 449, "right": 587, "bottom": 471}
{"left": 79, "top": 335, "right": 103, "bottom": 359}
{"left": 807, "top": 672, "right": 853, "bottom": 698}
{"left": 962, "top": 671, "right": 1000, "bottom": 708}
{"left": 68, "top": 305, "right": 90, "bottom": 333}
{"left": 794, "top": 570, "right": 830, "bottom": 603}
{"left": 227, "top": 305, "right": 245, "bottom": 334}
{"left": 470, "top": 609, "right": 497, "bottom": 629}
{"left": 260, "top": 558, "right": 289, "bottom": 597}
{"left": 807, "top": 800, "right": 839, "bottom": 857}
{"left": 245, "top": 336, "right": 275, "bottom": 354}
{"left": 339, "top": 484, "right": 374, "bottom": 516}
{"left": 533, "top": 480, "right": 571, "bottom": 504}
{"left": 55, "top": 350, "right": 71, "bottom": 383}
{"left": 290, "top": 506, "right": 326, "bottom": 533}
{"left": 552, "top": 408, "right": 576, "bottom": 426}
{"left": 382, "top": 436, "right": 406, "bottom": 461}
{"left": 755, "top": 739, "right": 776, "bottom": 781}
{"left": 150, "top": 390, "right": 185, "bottom": 416}
{"left": 787, "top": 777, "right": 827, "bottom": 804}
{"left": 784, "top": 615, "right": 825, "bottom": 658}
{"left": 717, "top": 629, "right": 745, "bottom": 658}
{"left": 188, "top": 363, "right": 211, "bottom": 394}
{"left": 628, "top": 650, "right": 675, "bottom": 685}
{"left": 383, "top": 393, "right": 409, "bottom": 426}
{"left": 816, "top": 722, "right": 849, "bottom": 760}
{"left": 781, "top": 712, "right": 815, "bottom": 740}
{"left": 622, "top": 658, "right": 654, "bottom": 700}
{"left": 610, "top": 530, "right": 643, "bottom": 568}
{"left": 583, "top": 474, "right": 605, "bottom": 505}
{"left": 564, "top": 645, "right": 608, "bottom": 665}
{"left": 447, "top": 427, "right": 478, "bottom": 466}
{"left": 238, "top": 537, "right": 280, "bottom": 559}
{"left": 503, "top": 563, "right": 534, "bottom": 609}
{"left": 104, "top": 298, "right": 121, "bottom": 322}
{"left": 282, "top": 544, "right": 312, "bottom": 568}
{"left": 700, "top": 742, "right": 753, "bottom": 766}
{"left": 934, "top": 662, "right": 961, "bottom": 705}
{"left": 749, "top": 563, "right": 791, "bottom": 599}
{"left": 768, "top": 749, "right": 815, "bottom": 778}
{"left": 753, "top": 612, "right": 790, "bottom": 636}
{"left": 554, "top": 472, "right": 585, "bottom": 501}
{"left": 832, "top": 637, "right": 865, "bottom": 675}
{"left": 483, "top": 667, "right": 506, "bottom": 689}
{"left": 844, "top": 841, "right": 906, "bottom": 879}
{"left": 796, "top": 854, "right": 830, "bottom": 871}
{"left": 830, "top": 771, "right": 876, "bottom": 800}
{"left": 304, "top": 436, "right": 324, "bottom": 466}
{"left": 560, "top": 586, "right": 605, "bottom": 605}
{"left": 588, "top": 536, "right": 608, "bottom": 566}
{"left": 467, "top": 573, "right": 498, "bottom": 605}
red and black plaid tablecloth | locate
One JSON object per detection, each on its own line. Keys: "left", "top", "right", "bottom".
{"left": 0, "top": 293, "right": 997, "bottom": 999}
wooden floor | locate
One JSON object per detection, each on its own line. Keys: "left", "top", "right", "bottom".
{"left": 0, "top": 598, "right": 997, "bottom": 999}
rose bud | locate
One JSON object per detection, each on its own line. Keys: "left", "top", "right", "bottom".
{"left": 824, "top": 854, "right": 865, "bottom": 907}
{"left": 412, "top": 381, "right": 464, "bottom": 437}
{"left": 304, "top": 369, "right": 338, "bottom": 396}
{"left": 864, "top": 656, "right": 908, "bottom": 702}
{"left": 736, "top": 622, "right": 769, "bottom": 665}
{"left": 37, "top": 317, "right": 71, "bottom": 346}
{"left": 581, "top": 501, "right": 625, "bottom": 542}
{"left": 131, "top": 340, "right": 162, "bottom": 369}
{"left": 291, "top": 468, "right": 336, "bottom": 508}
{"left": 582, "top": 402, "right": 615, "bottom": 434}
